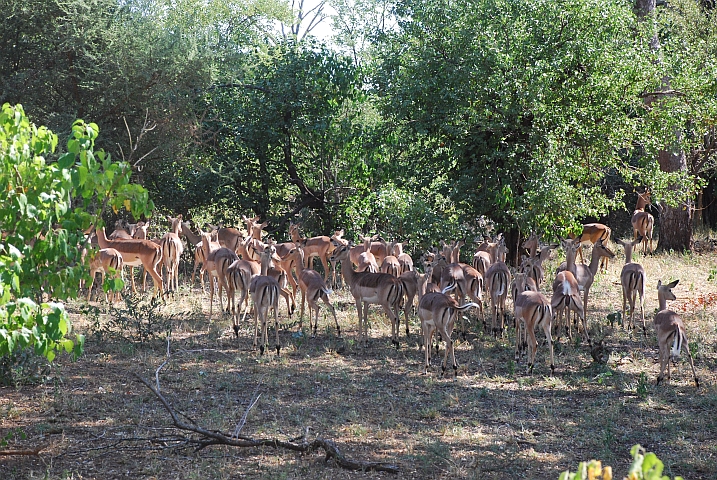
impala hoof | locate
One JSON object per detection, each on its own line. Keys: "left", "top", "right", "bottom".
{"left": 276, "top": 345, "right": 281, "bottom": 356}
{"left": 260, "top": 345, "right": 265, "bottom": 356}
{"left": 233, "top": 325, "right": 239, "bottom": 338}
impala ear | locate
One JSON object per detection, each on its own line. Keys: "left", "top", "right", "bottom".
{"left": 667, "top": 279, "right": 679, "bottom": 288}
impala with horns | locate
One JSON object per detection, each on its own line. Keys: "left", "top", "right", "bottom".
{"left": 330, "top": 245, "right": 404, "bottom": 347}
{"left": 615, "top": 236, "right": 647, "bottom": 334}
{"left": 631, "top": 190, "right": 655, "bottom": 254}
{"left": 654, "top": 280, "right": 699, "bottom": 387}
{"left": 95, "top": 226, "right": 164, "bottom": 299}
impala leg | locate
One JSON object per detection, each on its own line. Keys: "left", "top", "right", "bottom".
{"left": 274, "top": 304, "right": 281, "bottom": 356}
{"left": 383, "top": 304, "right": 399, "bottom": 348}
{"left": 542, "top": 317, "right": 555, "bottom": 375}
{"left": 321, "top": 294, "right": 340, "bottom": 337}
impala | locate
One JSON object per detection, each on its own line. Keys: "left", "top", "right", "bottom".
{"left": 161, "top": 215, "right": 185, "bottom": 296}
{"left": 418, "top": 289, "right": 478, "bottom": 376}
{"left": 201, "top": 232, "right": 238, "bottom": 319}
{"left": 226, "top": 257, "right": 259, "bottom": 337}
{"left": 356, "top": 236, "right": 379, "bottom": 273}
{"left": 484, "top": 239, "right": 510, "bottom": 336}
{"left": 329, "top": 229, "right": 349, "bottom": 287}
{"left": 615, "top": 236, "right": 647, "bottom": 334}
{"left": 380, "top": 244, "right": 401, "bottom": 277}
{"left": 631, "top": 190, "right": 654, "bottom": 254}
{"left": 514, "top": 290, "right": 554, "bottom": 375}
{"left": 86, "top": 248, "right": 124, "bottom": 303}
{"left": 438, "top": 262, "right": 470, "bottom": 336}
{"left": 391, "top": 241, "right": 414, "bottom": 275}
{"left": 551, "top": 269, "right": 587, "bottom": 344}
{"left": 461, "top": 264, "right": 485, "bottom": 327}
{"left": 575, "top": 223, "right": 612, "bottom": 270}
{"left": 511, "top": 272, "right": 538, "bottom": 307}
{"left": 557, "top": 238, "right": 615, "bottom": 317}
{"left": 330, "top": 245, "right": 404, "bottom": 347}
{"left": 288, "top": 223, "right": 335, "bottom": 281}
{"left": 521, "top": 232, "right": 539, "bottom": 258}
{"left": 207, "top": 223, "right": 245, "bottom": 254}
{"left": 398, "top": 269, "right": 428, "bottom": 337}
{"left": 285, "top": 246, "right": 340, "bottom": 337}
{"left": 654, "top": 279, "right": 699, "bottom": 387}
{"left": 179, "top": 220, "right": 213, "bottom": 290}
{"left": 249, "top": 246, "right": 282, "bottom": 355}
{"left": 95, "top": 226, "right": 164, "bottom": 299}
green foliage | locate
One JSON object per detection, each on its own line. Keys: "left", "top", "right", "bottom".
{"left": 89, "top": 295, "right": 176, "bottom": 344}
{"left": 0, "top": 103, "right": 153, "bottom": 362}
{"left": 0, "top": 347, "right": 52, "bottom": 386}
{"left": 559, "top": 445, "right": 684, "bottom": 480}
{"left": 376, "top": 0, "right": 706, "bottom": 235}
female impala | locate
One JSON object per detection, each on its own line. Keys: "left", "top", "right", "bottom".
{"left": 419, "top": 288, "right": 478, "bottom": 377}
{"left": 285, "top": 246, "right": 340, "bottom": 337}
{"left": 615, "top": 236, "right": 647, "bottom": 334}
{"left": 631, "top": 190, "right": 654, "bottom": 254}
{"left": 514, "top": 290, "right": 554, "bottom": 375}
{"left": 330, "top": 245, "right": 404, "bottom": 347}
{"left": 86, "top": 248, "right": 124, "bottom": 303}
{"left": 654, "top": 280, "right": 698, "bottom": 387}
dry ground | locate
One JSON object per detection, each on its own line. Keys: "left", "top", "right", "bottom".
{"left": 2, "top": 245, "right": 717, "bottom": 479}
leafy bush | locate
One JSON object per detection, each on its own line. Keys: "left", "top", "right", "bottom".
{"left": 0, "top": 347, "right": 52, "bottom": 386}
{"left": 0, "top": 103, "right": 154, "bottom": 362}
{"left": 560, "top": 445, "right": 683, "bottom": 480}
{"left": 89, "top": 295, "right": 175, "bottom": 344}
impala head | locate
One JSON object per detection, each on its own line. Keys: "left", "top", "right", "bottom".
{"left": 521, "top": 232, "right": 539, "bottom": 253}
{"left": 657, "top": 279, "right": 679, "bottom": 302}
{"left": 329, "top": 243, "right": 351, "bottom": 262}
{"left": 594, "top": 239, "right": 615, "bottom": 259}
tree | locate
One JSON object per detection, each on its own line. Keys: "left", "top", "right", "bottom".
{"left": 641, "top": 0, "right": 717, "bottom": 249}
{"left": 0, "top": 104, "right": 153, "bottom": 361}
{"left": 376, "top": 0, "right": 673, "bottom": 246}
{"left": 195, "top": 41, "right": 372, "bottom": 234}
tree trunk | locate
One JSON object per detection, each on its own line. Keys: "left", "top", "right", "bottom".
{"left": 657, "top": 150, "right": 694, "bottom": 251}
{"left": 636, "top": 0, "right": 693, "bottom": 251}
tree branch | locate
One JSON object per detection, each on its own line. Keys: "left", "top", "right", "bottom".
{"left": 134, "top": 373, "right": 399, "bottom": 474}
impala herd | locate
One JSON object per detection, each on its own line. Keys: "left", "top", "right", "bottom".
{"left": 82, "top": 191, "right": 699, "bottom": 387}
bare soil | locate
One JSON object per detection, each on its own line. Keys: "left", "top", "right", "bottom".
{"left": 2, "top": 248, "right": 716, "bottom": 479}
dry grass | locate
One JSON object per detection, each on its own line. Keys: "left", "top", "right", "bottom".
{"left": 2, "top": 246, "right": 717, "bottom": 479}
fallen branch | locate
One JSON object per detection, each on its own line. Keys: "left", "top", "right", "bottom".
{"left": 134, "top": 374, "right": 400, "bottom": 474}
{"left": 0, "top": 445, "right": 46, "bottom": 456}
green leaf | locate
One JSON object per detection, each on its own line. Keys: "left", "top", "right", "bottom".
{"left": 58, "top": 152, "right": 74, "bottom": 169}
